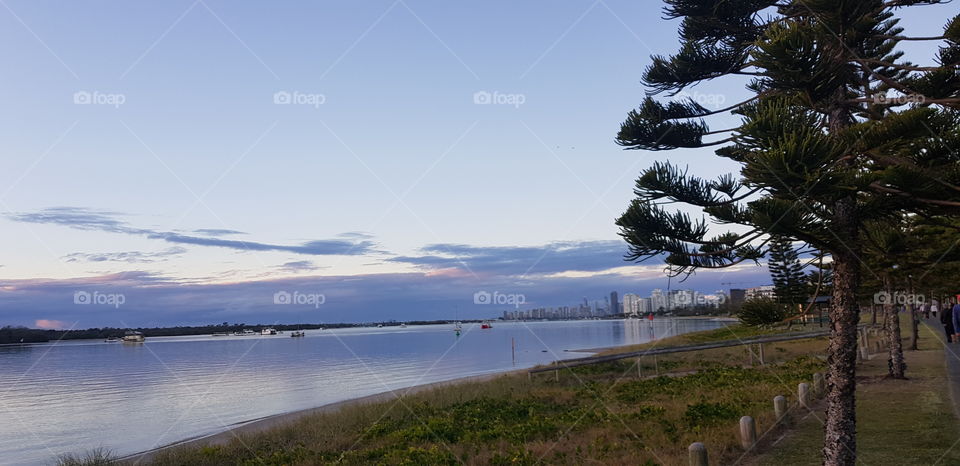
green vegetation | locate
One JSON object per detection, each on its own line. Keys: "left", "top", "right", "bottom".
{"left": 738, "top": 299, "right": 788, "bottom": 327}
{"left": 755, "top": 320, "right": 960, "bottom": 465}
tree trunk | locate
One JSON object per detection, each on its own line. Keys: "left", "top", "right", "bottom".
{"left": 883, "top": 274, "right": 906, "bottom": 379}
{"left": 821, "top": 202, "right": 860, "bottom": 466}
{"left": 909, "top": 280, "right": 918, "bottom": 351}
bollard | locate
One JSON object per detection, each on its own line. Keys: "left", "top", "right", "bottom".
{"left": 813, "top": 373, "right": 824, "bottom": 398}
{"left": 798, "top": 382, "right": 811, "bottom": 409}
{"left": 688, "top": 442, "right": 709, "bottom": 466}
{"left": 739, "top": 416, "right": 757, "bottom": 450}
{"left": 774, "top": 395, "right": 787, "bottom": 423}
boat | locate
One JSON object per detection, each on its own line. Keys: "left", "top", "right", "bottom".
{"left": 121, "top": 331, "right": 145, "bottom": 343}
{"left": 400, "top": 323, "right": 407, "bottom": 328}
{"left": 261, "top": 328, "right": 277, "bottom": 335}
{"left": 481, "top": 321, "right": 493, "bottom": 329}
{"left": 105, "top": 337, "right": 120, "bottom": 342}
{"left": 377, "top": 324, "right": 383, "bottom": 328}
{"left": 233, "top": 329, "right": 256, "bottom": 336}
{"left": 290, "top": 331, "right": 305, "bottom": 338}
{"left": 211, "top": 332, "right": 229, "bottom": 337}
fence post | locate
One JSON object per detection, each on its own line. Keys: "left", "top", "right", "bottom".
{"left": 774, "top": 395, "right": 787, "bottom": 423}
{"left": 555, "top": 369, "right": 559, "bottom": 382}
{"left": 758, "top": 344, "right": 765, "bottom": 365}
{"left": 655, "top": 355, "right": 660, "bottom": 375}
{"left": 739, "top": 416, "right": 757, "bottom": 450}
{"left": 813, "top": 373, "right": 824, "bottom": 398}
{"left": 637, "top": 358, "right": 642, "bottom": 378}
{"left": 798, "top": 383, "right": 811, "bottom": 409}
{"left": 688, "top": 442, "right": 708, "bottom": 466}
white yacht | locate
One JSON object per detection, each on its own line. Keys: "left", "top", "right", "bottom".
{"left": 261, "top": 328, "right": 277, "bottom": 335}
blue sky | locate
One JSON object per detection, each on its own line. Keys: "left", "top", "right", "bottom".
{"left": 0, "top": 1, "right": 950, "bottom": 328}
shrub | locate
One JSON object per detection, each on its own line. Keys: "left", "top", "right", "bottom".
{"left": 738, "top": 298, "right": 787, "bottom": 327}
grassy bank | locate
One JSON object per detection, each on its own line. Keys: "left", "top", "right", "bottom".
{"left": 752, "top": 318, "right": 960, "bottom": 465}
{"left": 71, "top": 323, "right": 828, "bottom": 466}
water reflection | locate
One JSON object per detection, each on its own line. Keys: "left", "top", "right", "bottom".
{"left": 0, "top": 318, "right": 727, "bottom": 464}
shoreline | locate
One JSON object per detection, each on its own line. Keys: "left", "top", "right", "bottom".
{"left": 119, "top": 368, "right": 529, "bottom": 464}
{"left": 116, "top": 317, "right": 733, "bottom": 463}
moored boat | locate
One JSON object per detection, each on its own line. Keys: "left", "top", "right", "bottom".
{"left": 260, "top": 328, "right": 277, "bottom": 335}
{"left": 121, "top": 331, "right": 145, "bottom": 343}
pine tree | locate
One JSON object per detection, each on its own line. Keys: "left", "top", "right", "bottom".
{"left": 768, "top": 236, "right": 808, "bottom": 309}
{"left": 613, "top": 2, "right": 960, "bottom": 464}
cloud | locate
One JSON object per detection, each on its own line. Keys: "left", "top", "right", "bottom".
{"left": 0, "top": 262, "right": 771, "bottom": 328}
{"left": 192, "top": 228, "right": 245, "bottom": 237}
{"left": 8, "top": 207, "right": 377, "bottom": 256}
{"left": 63, "top": 247, "right": 188, "bottom": 263}
{"left": 389, "top": 240, "right": 646, "bottom": 276}
{"left": 34, "top": 319, "right": 70, "bottom": 329}
{"left": 277, "top": 260, "right": 324, "bottom": 273}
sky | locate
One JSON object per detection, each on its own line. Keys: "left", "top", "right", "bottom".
{"left": 0, "top": 1, "right": 951, "bottom": 328}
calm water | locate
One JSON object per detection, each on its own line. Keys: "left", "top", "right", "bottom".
{"left": 0, "top": 318, "right": 727, "bottom": 464}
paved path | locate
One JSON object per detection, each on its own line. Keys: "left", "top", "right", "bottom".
{"left": 923, "top": 317, "right": 960, "bottom": 420}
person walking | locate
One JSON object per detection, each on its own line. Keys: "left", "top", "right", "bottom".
{"left": 932, "top": 298, "right": 940, "bottom": 319}
{"left": 952, "top": 297, "right": 960, "bottom": 343}
{"left": 941, "top": 298, "right": 954, "bottom": 343}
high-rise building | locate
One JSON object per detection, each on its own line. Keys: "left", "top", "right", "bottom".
{"left": 622, "top": 293, "right": 640, "bottom": 317}
{"left": 610, "top": 291, "right": 619, "bottom": 315}
{"left": 746, "top": 285, "right": 776, "bottom": 300}
{"left": 639, "top": 297, "right": 652, "bottom": 314}
{"left": 651, "top": 289, "right": 667, "bottom": 312}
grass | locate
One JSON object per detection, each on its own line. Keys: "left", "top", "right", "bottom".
{"left": 56, "top": 447, "right": 114, "bottom": 466}
{"left": 752, "top": 316, "right": 960, "bottom": 465}
{"left": 111, "top": 323, "right": 828, "bottom": 466}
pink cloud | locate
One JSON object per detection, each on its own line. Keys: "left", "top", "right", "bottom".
{"left": 35, "top": 319, "right": 69, "bottom": 329}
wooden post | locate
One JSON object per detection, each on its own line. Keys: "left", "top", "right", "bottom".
{"left": 554, "top": 369, "right": 559, "bottom": 382}
{"left": 739, "top": 416, "right": 757, "bottom": 450}
{"left": 774, "top": 395, "right": 787, "bottom": 422}
{"left": 758, "top": 343, "right": 765, "bottom": 365}
{"left": 655, "top": 355, "right": 660, "bottom": 375}
{"left": 637, "top": 358, "right": 643, "bottom": 378}
{"left": 688, "top": 442, "right": 708, "bottom": 466}
{"left": 862, "top": 328, "right": 870, "bottom": 353}
{"left": 798, "top": 382, "right": 811, "bottom": 409}
{"left": 813, "top": 373, "right": 824, "bottom": 398}
{"left": 748, "top": 346, "right": 754, "bottom": 366}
